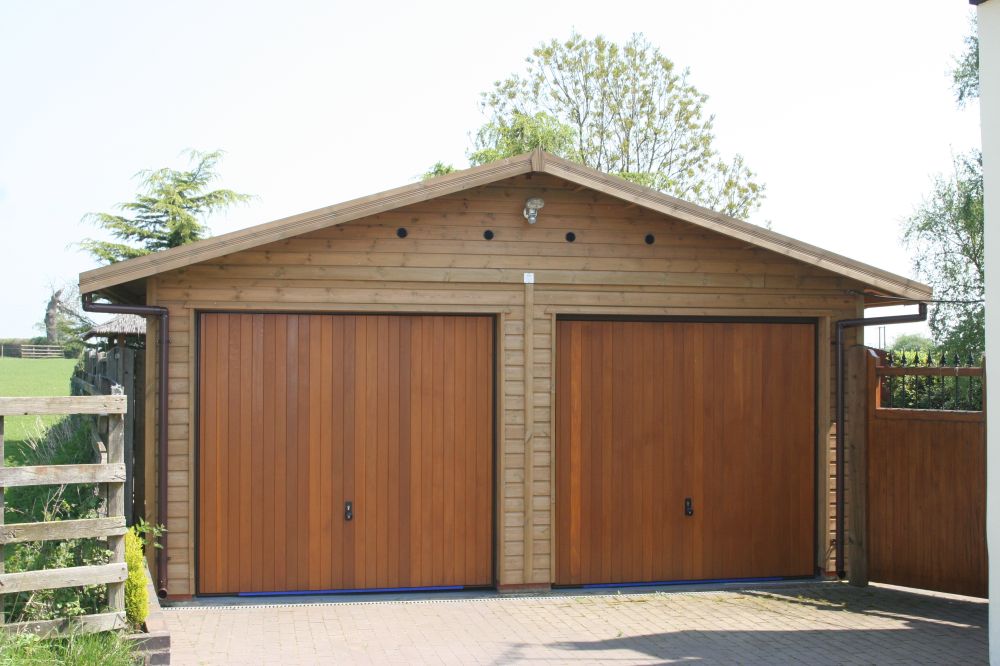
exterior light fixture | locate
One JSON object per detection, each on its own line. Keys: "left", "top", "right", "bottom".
{"left": 523, "top": 197, "right": 545, "bottom": 224}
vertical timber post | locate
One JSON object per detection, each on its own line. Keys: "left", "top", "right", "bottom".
{"left": 523, "top": 272, "right": 535, "bottom": 583}
{"left": 107, "top": 394, "right": 126, "bottom": 616}
{"left": 846, "top": 346, "right": 871, "bottom": 586}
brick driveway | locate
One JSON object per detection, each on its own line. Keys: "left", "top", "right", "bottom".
{"left": 163, "top": 583, "right": 987, "bottom": 665}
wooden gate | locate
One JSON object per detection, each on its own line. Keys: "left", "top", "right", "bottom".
{"left": 860, "top": 349, "right": 987, "bottom": 597}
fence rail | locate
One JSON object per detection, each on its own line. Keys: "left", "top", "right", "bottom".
{"left": 877, "top": 349, "right": 984, "bottom": 411}
{"left": 20, "top": 345, "right": 65, "bottom": 359}
{"left": 0, "top": 394, "right": 128, "bottom": 636}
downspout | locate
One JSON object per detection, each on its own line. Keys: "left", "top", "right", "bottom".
{"left": 83, "top": 292, "right": 170, "bottom": 598}
{"left": 834, "top": 301, "right": 927, "bottom": 578}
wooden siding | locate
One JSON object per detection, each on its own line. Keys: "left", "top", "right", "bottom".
{"left": 145, "top": 173, "right": 863, "bottom": 595}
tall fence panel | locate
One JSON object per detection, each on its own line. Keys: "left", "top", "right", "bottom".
{"left": 866, "top": 350, "right": 987, "bottom": 597}
{"left": 73, "top": 348, "right": 144, "bottom": 523}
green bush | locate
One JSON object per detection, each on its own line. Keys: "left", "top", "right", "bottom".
{"left": 0, "top": 630, "right": 139, "bottom": 666}
{"left": 124, "top": 530, "right": 148, "bottom": 628}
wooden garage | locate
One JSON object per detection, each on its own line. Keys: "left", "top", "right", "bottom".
{"left": 77, "top": 149, "right": 931, "bottom": 598}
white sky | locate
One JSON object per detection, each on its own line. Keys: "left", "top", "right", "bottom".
{"left": 0, "top": 1, "right": 980, "bottom": 344}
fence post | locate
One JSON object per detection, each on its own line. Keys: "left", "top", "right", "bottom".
{"left": 106, "top": 397, "right": 126, "bottom": 615}
{"left": 846, "top": 347, "right": 872, "bottom": 587}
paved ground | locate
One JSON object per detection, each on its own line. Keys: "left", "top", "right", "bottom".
{"left": 163, "top": 583, "right": 987, "bottom": 665}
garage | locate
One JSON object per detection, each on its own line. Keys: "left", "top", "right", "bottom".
{"left": 555, "top": 319, "right": 816, "bottom": 586}
{"left": 78, "top": 150, "right": 932, "bottom": 596}
{"left": 197, "top": 313, "right": 494, "bottom": 594}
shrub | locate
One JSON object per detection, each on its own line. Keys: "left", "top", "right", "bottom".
{"left": 124, "top": 529, "right": 148, "bottom": 628}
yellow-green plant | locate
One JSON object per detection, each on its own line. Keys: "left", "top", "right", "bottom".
{"left": 124, "top": 529, "right": 148, "bottom": 628}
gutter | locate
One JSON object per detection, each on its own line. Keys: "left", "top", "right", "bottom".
{"left": 834, "top": 302, "right": 927, "bottom": 578}
{"left": 82, "top": 292, "right": 170, "bottom": 598}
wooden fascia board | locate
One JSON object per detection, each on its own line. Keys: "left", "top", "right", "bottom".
{"left": 539, "top": 154, "right": 932, "bottom": 301}
{"left": 79, "top": 154, "right": 535, "bottom": 294}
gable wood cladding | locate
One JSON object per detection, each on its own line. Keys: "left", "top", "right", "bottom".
{"left": 79, "top": 151, "right": 928, "bottom": 597}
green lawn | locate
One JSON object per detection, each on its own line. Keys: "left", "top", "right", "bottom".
{"left": 0, "top": 357, "right": 78, "bottom": 448}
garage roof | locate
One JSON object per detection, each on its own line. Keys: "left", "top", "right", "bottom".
{"left": 79, "top": 149, "right": 932, "bottom": 301}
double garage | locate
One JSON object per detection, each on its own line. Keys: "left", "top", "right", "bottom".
{"left": 197, "top": 312, "right": 815, "bottom": 595}
{"left": 78, "top": 153, "right": 929, "bottom": 597}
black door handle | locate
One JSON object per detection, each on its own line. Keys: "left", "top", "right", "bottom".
{"left": 684, "top": 497, "right": 694, "bottom": 517}
{"left": 345, "top": 501, "right": 353, "bottom": 521}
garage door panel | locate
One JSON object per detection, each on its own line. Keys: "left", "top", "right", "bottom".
{"left": 199, "top": 313, "right": 493, "bottom": 595}
{"left": 556, "top": 319, "right": 815, "bottom": 586}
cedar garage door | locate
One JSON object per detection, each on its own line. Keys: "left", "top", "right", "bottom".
{"left": 198, "top": 313, "right": 494, "bottom": 594}
{"left": 556, "top": 320, "right": 815, "bottom": 586}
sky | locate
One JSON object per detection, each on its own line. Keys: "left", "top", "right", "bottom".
{"left": 0, "top": 1, "right": 981, "bottom": 344}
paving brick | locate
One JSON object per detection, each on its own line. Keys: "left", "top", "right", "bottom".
{"left": 163, "top": 584, "right": 987, "bottom": 665}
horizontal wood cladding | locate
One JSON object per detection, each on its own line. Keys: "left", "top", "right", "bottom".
{"left": 150, "top": 173, "right": 864, "bottom": 595}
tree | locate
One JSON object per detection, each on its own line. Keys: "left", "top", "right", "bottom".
{"left": 902, "top": 25, "right": 984, "bottom": 356}
{"left": 81, "top": 150, "right": 252, "bottom": 264}
{"left": 37, "top": 284, "right": 92, "bottom": 355}
{"left": 889, "top": 333, "right": 935, "bottom": 353}
{"left": 421, "top": 161, "right": 457, "bottom": 180}
{"left": 953, "top": 21, "right": 979, "bottom": 107}
{"left": 468, "top": 111, "right": 575, "bottom": 166}
{"left": 472, "top": 32, "right": 765, "bottom": 219}
{"left": 904, "top": 152, "right": 984, "bottom": 355}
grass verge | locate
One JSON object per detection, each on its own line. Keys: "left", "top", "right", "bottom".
{"left": 0, "top": 357, "right": 78, "bottom": 450}
{"left": 0, "top": 630, "right": 139, "bottom": 666}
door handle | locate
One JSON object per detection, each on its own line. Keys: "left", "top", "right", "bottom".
{"left": 684, "top": 497, "right": 694, "bottom": 517}
{"left": 345, "top": 501, "right": 353, "bottom": 521}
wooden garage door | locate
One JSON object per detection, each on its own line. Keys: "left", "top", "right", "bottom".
{"left": 555, "top": 320, "right": 815, "bottom": 586}
{"left": 198, "top": 313, "right": 493, "bottom": 594}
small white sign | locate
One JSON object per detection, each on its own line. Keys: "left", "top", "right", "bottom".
{"left": 523, "top": 272, "right": 535, "bottom": 284}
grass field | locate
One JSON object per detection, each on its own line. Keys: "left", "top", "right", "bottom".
{"left": 0, "top": 357, "right": 78, "bottom": 447}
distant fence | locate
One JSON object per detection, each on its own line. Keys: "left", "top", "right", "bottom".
{"left": 0, "top": 344, "right": 66, "bottom": 359}
{"left": 0, "top": 395, "right": 128, "bottom": 635}
{"left": 73, "top": 348, "right": 145, "bottom": 524}
{"left": 863, "top": 348, "right": 987, "bottom": 597}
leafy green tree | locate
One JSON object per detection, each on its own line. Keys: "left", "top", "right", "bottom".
{"left": 904, "top": 151, "right": 984, "bottom": 356}
{"left": 473, "top": 32, "right": 764, "bottom": 219}
{"left": 889, "top": 333, "right": 935, "bottom": 353}
{"left": 902, "top": 25, "right": 983, "bottom": 357}
{"left": 468, "top": 111, "right": 575, "bottom": 166}
{"left": 953, "top": 21, "right": 979, "bottom": 107}
{"left": 82, "top": 150, "right": 251, "bottom": 263}
{"left": 421, "top": 161, "right": 457, "bottom": 180}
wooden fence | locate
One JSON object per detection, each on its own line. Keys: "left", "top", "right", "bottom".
{"left": 0, "top": 395, "right": 128, "bottom": 635}
{"left": 1, "top": 345, "right": 65, "bottom": 359}
{"left": 852, "top": 348, "right": 987, "bottom": 597}
{"left": 73, "top": 348, "right": 145, "bottom": 523}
